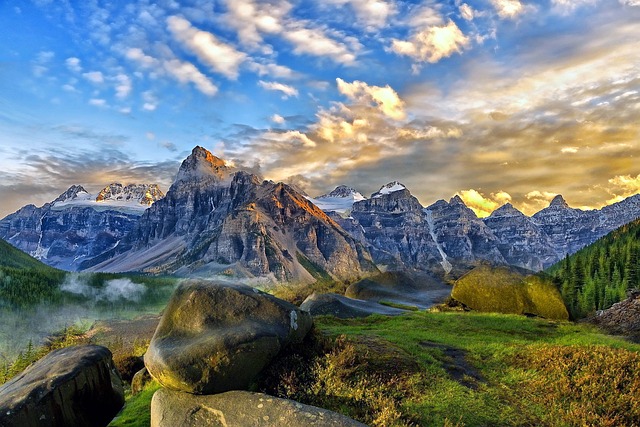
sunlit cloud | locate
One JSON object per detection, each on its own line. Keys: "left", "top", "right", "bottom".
{"left": 391, "top": 20, "right": 470, "bottom": 64}
{"left": 324, "top": 0, "right": 396, "bottom": 29}
{"left": 458, "top": 189, "right": 512, "bottom": 217}
{"left": 337, "top": 78, "right": 406, "bottom": 120}
{"left": 271, "top": 114, "right": 286, "bottom": 124}
{"left": 491, "top": 0, "right": 524, "bottom": 19}
{"left": 458, "top": 3, "right": 475, "bottom": 20}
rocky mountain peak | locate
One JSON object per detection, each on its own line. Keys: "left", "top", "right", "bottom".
{"left": 449, "top": 195, "right": 466, "bottom": 206}
{"left": 96, "top": 183, "right": 164, "bottom": 206}
{"left": 174, "top": 146, "right": 229, "bottom": 184}
{"left": 549, "top": 194, "right": 569, "bottom": 208}
{"left": 489, "top": 203, "right": 524, "bottom": 218}
{"left": 372, "top": 181, "right": 407, "bottom": 198}
{"left": 53, "top": 185, "right": 89, "bottom": 203}
{"left": 320, "top": 185, "right": 365, "bottom": 200}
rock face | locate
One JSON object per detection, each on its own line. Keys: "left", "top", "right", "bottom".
{"left": 451, "top": 265, "right": 569, "bottom": 320}
{"left": 84, "top": 147, "right": 376, "bottom": 282}
{"left": 0, "top": 183, "right": 164, "bottom": 271}
{"left": 483, "top": 203, "right": 557, "bottom": 271}
{"left": 150, "top": 389, "right": 367, "bottom": 427}
{"left": 0, "top": 345, "right": 124, "bottom": 427}
{"left": 144, "top": 280, "right": 313, "bottom": 394}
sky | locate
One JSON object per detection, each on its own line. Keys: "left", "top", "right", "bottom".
{"left": 0, "top": 0, "right": 639, "bottom": 219}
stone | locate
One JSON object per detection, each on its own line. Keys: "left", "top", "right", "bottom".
{"left": 144, "top": 280, "right": 313, "bottom": 394}
{"left": 150, "top": 389, "right": 368, "bottom": 427}
{"left": 0, "top": 345, "right": 124, "bottom": 427}
{"left": 131, "top": 367, "right": 153, "bottom": 396}
{"left": 300, "top": 292, "right": 407, "bottom": 318}
{"left": 451, "top": 265, "right": 569, "bottom": 320}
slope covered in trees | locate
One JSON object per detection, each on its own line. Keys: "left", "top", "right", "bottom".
{"left": 0, "top": 239, "right": 65, "bottom": 307}
{"left": 548, "top": 218, "right": 640, "bottom": 319}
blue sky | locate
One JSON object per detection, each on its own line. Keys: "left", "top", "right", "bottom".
{"left": 0, "top": 0, "right": 639, "bottom": 217}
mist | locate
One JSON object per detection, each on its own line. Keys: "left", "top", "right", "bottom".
{"left": 61, "top": 275, "right": 146, "bottom": 302}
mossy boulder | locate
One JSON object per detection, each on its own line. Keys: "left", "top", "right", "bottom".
{"left": 451, "top": 265, "right": 569, "bottom": 320}
{"left": 0, "top": 345, "right": 124, "bottom": 427}
{"left": 144, "top": 280, "right": 313, "bottom": 394}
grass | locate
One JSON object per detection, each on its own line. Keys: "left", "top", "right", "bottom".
{"left": 261, "top": 311, "right": 640, "bottom": 427}
{"left": 378, "top": 300, "right": 419, "bottom": 311}
{"left": 109, "top": 381, "right": 161, "bottom": 427}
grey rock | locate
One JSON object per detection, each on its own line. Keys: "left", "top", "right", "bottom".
{"left": 144, "top": 280, "right": 313, "bottom": 394}
{"left": 0, "top": 345, "right": 124, "bottom": 427}
{"left": 150, "top": 389, "right": 368, "bottom": 427}
{"left": 300, "top": 292, "right": 407, "bottom": 318}
{"left": 131, "top": 367, "right": 153, "bottom": 396}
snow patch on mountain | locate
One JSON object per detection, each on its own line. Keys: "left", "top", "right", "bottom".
{"left": 372, "top": 181, "right": 406, "bottom": 198}
{"left": 51, "top": 183, "right": 164, "bottom": 214}
{"left": 307, "top": 185, "right": 366, "bottom": 214}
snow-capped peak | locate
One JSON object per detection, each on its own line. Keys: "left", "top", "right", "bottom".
{"left": 372, "top": 181, "right": 406, "bottom": 198}
{"left": 51, "top": 183, "right": 165, "bottom": 215}
{"left": 306, "top": 185, "right": 366, "bottom": 214}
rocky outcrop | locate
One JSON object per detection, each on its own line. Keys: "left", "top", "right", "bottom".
{"left": 300, "top": 292, "right": 407, "bottom": 318}
{"left": 144, "top": 280, "right": 313, "bottom": 394}
{"left": 96, "top": 183, "right": 164, "bottom": 206}
{"left": 590, "top": 290, "right": 640, "bottom": 342}
{"left": 451, "top": 265, "right": 569, "bottom": 320}
{"left": 0, "top": 345, "right": 124, "bottom": 427}
{"left": 345, "top": 271, "right": 451, "bottom": 309}
{"left": 150, "top": 389, "right": 368, "bottom": 427}
{"left": 84, "top": 147, "right": 376, "bottom": 282}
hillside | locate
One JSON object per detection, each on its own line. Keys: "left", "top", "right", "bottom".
{"left": 0, "top": 239, "right": 65, "bottom": 307}
{"left": 548, "top": 218, "right": 640, "bottom": 319}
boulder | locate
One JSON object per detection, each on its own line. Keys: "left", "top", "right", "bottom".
{"left": 0, "top": 345, "right": 124, "bottom": 427}
{"left": 300, "top": 292, "right": 406, "bottom": 318}
{"left": 451, "top": 265, "right": 569, "bottom": 320}
{"left": 144, "top": 280, "right": 313, "bottom": 394}
{"left": 150, "top": 388, "right": 367, "bottom": 427}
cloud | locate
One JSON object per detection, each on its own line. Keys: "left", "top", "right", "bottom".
{"left": 160, "top": 141, "right": 178, "bottom": 152}
{"left": 619, "top": 0, "right": 640, "bottom": 5}
{"left": 551, "top": 0, "right": 596, "bottom": 14}
{"left": 83, "top": 71, "right": 104, "bottom": 84}
{"left": 337, "top": 78, "right": 406, "bottom": 120}
{"left": 258, "top": 80, "right": 298, "bottom": 98}
{"left": 490, "top": 0, "right": 524, "bottom": 19}
{"left": 167, "top": 15, "right": 246, "bottom": 79}
{"left": 221, "top": 0, "right": 289, "bottom": 49}
{"left": 283, "top": 25, "right": 359, "bottom": 65}
{"left": 163, "top": 59, "right": 218, "bottom": 96}
{"left": 65, "top": 57, "right": 82, "bottom": 73}
{"left": 561, "top": 146, "right": 579, "bottom": 154}
{"left": 391, "top": 20, "right": 470, "bottom": 64}
{"left": 271, "top": 114, "right": 286, "bottom": 124}
{"left": 604, "top": 174, "right": 640, "bottom": 203}
{"left": 114, "top": 74, "right": 132, "bottom": 98}
{"left": 458, "top": 3, "right": 475, "bottom": 20}
{"left": 32, "top": 50, "right": 54, "bottom": 77}
{"left": 89, "top": 98, "right": 107, "bottom": 107}
{"left": 458, "top": 189, "right": 512, "bottom": 217}
{"left": 324, "top": 0, "right": 396, "bottom": 29}
{"left": 142, "top": 91, "right": 158, "bottom": 111}
{"left": 248, "top": 61, "right": 296, "bottom": 79}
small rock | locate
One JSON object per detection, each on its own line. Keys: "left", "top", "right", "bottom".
{"left": 131, "top": 367, "right": 153, "bottom": 396}
{"left": 144, "top": 280, "right": 313, "bottom": 394}
{"left": 0, "top": 345, "right": 124, "bottom": 427}
{"left": 150, "top": 388, "right": 368, "bottom": 427}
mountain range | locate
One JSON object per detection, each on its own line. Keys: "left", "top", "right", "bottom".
{"left": 1, "top": 146, "right": 639, "bottom": 282}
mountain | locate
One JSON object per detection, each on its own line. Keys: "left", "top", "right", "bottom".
{"left": 0, "top": 183, "right": 164, "bottom": 271}
{"left": 306, "top": 186, "right": 365, "bottom": 215}
{"left": 82, "top": 147, "right": 377, "bottom": 283}
{"left": 483, "top": 203, "right": 557, "bottom": 271}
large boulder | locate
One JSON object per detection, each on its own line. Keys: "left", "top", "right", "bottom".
{"left": 150, "top": 388, "right": 367, "bottom": 427}
{"left": 0, "top": 345, "right": 124, "bottom": 427}
{"left": 300, "top": 292, "right": 407, "bottom": 318}
{"left": 144, "top": 280, "right": 313, "bottom": 394}
{"left": 451, "top": 265, "right": 569, "bottom": 320}
{"left": 345, "top": 271, "right": 451, "bottom": 309}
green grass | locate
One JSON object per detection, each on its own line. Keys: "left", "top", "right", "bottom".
{"left": 378, "top": 300, "right": 419, "bottom": 311}
{"left": 311, "top": 311, "right": 640, "bottom": 426}
{"left": 109, "top": 381, "right": 161, "bottom": 427}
